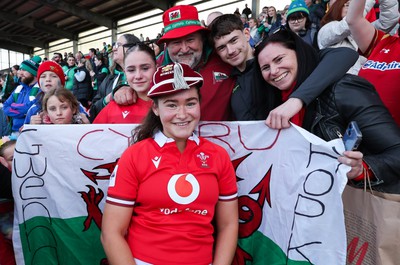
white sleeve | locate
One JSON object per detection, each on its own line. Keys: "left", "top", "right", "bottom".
{"left": 372, "top": 0, "right": 399, "bottom": 33}
{"left": 74, "top": 71, "right": 86, "bottom": 82}
{"left": 318, "top": 20, "right": 351, "bottom": 49}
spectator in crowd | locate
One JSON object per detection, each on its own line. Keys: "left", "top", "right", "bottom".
{"left": 210, "top": 14, "right": 357, "bottom": 123}
{"left": 255, "top": 29, "right": 400, "bottom": 194}
{"left": 89, "top": 34, "right": 140, "bottom": 122}
{"left": 306, "top": 0, "right": 326, "bottom": 34}
{"left": 286, "top": 0, "right": 318, "bottom": 48}
{"left": 318, "top": 0, "right": 398, "bottom": 74}
{"left": 11, "top": 65, "right": 19, "bottom": 84}
{"left": 114, "top": 5, "right": 236, "bottom": 121}
{"left": 248, "top": 17, "right": 261, "bottom": 44}
{"left": 90, "top": 53, "right": 110, "bottom": 99}
{"left": 73, "top": 58, "right": 93, "bottom": 110}
{"left": 62, "top": 55, "right": 77, "bottom": 90}
{"left": 267, "top": 6, "right": 283, "bottom": 33}
{"left": 0, "top": 139, "right": 16, "bottom": 265}
{"left": 280, "top": 5, "right": 290, "bottom": 26}
{"left": 0, "top": 108, "right": 10, "bottom": 137}
{"left": 25, "top": 61, "right": 66, "bottom": 125}
{"left": 94, "top": 43, "right": 155, "bottom": 124}
{"left": 206, "top": 11, "right": 223, "bottom": 26}
{"left": 0, "top": 73, "right": 15, "bottom": 103}
{"left": 75, "top": 51, "right": 84, "bottom": 62}
{"left": 347, "top": 0, "right": 400, "bottom": 125}
{"left": 101, "top": 62, "right": 238, "bottom": 265}
{"left": 88, "top": 48, "right": 97, "bottom": 72}
{"left": 242, "top": 3, "right": 252, "bottom": 18}
{"left": 240, "top": 14, "right": 249, "bottom": 28}
{"left": 42, "top": 88, "right": 89, "bottom": 124}
{"left": 53, "top": 52, "right": 66, "bottom": 67}
{"left": 234, "top": 7, "right": 241, "bottom": 16}
{"left": 139, "top": 34, "right": 144, "bottom": 42}
{"left": 3, "top": 56, "right": 41, "bottom": 134}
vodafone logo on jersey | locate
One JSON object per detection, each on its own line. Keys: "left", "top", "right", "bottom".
{"left": 167, "top": 173, "right": 200, "bottom": 205}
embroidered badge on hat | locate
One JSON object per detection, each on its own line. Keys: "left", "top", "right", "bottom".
{"left": 169, "top": 9, "right": 181, "bottom": 21}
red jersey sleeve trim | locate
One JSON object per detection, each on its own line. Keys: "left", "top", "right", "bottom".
{"left": 219, "top": 192, "right": 238, "bottom": 201}
{"left": 106, "top": 196, "right": 135, "bottom": 207}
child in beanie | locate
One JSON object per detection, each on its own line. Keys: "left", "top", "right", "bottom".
{"left": 24, "top": 61, "right": 66, "bottom": 125}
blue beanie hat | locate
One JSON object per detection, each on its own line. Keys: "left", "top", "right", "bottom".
{"left": 287, "top": 0, "right": 310, "bottom": 18}
{"left": 20, "top": 56, "right": 42, "bottom": 77}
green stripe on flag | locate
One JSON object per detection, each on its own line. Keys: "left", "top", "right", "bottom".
{"left": 19, "top": 216, "right": 106, "bottom": 265}
{"left": 238, "top": 231, "right": 312, "bottom": 265}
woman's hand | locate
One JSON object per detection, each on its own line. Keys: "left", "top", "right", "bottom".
{"left": 265, "top": 98, "right": 303, "bottom": 129}
{"left": 338, "top": 150, "right": 364, "bottom": 179}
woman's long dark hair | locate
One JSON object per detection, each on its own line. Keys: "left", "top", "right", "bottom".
{"left": 255, "top": 29, "right": 319, "bottom": 93}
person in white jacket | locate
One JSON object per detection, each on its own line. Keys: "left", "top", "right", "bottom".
{"left": 317, "top": 0, "right": 399, "bottom": 74}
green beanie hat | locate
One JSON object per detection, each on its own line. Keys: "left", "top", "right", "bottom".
{"left": 20, "top": 56, "right": 42, "bottom": 77}
{"left": 287, "top": 0, "right": 310, "bottom": 19}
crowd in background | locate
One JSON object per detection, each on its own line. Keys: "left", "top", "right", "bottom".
{"left": 1, "top": 0, "right": 400, "bottom": 263}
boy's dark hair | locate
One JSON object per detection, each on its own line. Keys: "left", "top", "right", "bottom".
{"left": 208, "top": 14, "right": 244, "bottom": 46}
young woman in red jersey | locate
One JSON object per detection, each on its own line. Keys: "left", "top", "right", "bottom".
{"left": 101, "top": 62, "right": 238, "bottom": 265}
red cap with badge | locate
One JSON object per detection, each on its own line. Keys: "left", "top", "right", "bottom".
{"left": 147, "top": 63, "right": 203, "bottom": 98}
{"left": 158, "top": 5, "right": 208, "bottom": 44}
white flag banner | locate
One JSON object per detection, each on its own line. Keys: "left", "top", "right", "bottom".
{"left": 12, "top": 122, "right": 348, "bottom": 265}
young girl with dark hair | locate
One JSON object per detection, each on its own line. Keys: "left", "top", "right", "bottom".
{"left": 255, "top": 29, "right": 400, "bottom": 194}
{"left": 93, "top": 43, "right": 156, "bottom": 124}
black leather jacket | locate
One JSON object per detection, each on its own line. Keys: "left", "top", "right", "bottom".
{"left": 303, "top": 74, "right": 400, "bottom": 194}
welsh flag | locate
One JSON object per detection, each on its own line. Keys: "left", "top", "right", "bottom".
{"left": 12, "top": 122, "right": 347, "bottom": 264}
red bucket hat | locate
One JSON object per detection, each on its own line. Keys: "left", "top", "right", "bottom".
{"left": 158, "top": 5, "right": 208, "bottom": 44}
{"left": 37, "top": 61, "right": 66, "bottom": 87}
{"left": 147, "top": 63, "right": 203, "bottom": 98}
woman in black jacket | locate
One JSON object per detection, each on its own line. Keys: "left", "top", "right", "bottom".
{"left": 255, "top": 29, "right": 400, "bottom": 194}
{"left": 73, "top": 58, "right": 93, "bottom": 109}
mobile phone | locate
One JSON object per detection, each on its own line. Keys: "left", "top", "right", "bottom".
{"left": 343, "top": 121, "right": 362, "bottom": 151}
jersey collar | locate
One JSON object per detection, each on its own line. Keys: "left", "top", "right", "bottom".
{"left": 153, "top": 131, "right": 200, "bottom": 147}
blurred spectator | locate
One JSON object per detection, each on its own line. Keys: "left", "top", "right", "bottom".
{"left": 53, "top": 52, "right": 66, "bottom": 67}
{"left": 11, "top": 65, "right": 19, "bottom": 84}
{"left": 234, "top": 7, "right": 241, "bottom": 16}
{"left": 242, "top": 4, "right": 252, "bottom": 18}
{"left": 240, "top": 14, "right": 249, "bottom": 28}
{"left": 207, "top": 11, "right": 223, "bottom": 26}
{"left": 62, "top": 55, "right": 77, "bottom": 90}
{"left": 90, "top": 54, "right": 110, "bottom": 99}
{"left": 73, "top": 58, "right": 93, "bottom": 110}
{"left": 3, "top": 56, "right": 41, "bottom": 134}
{"left": 0, "top": 139, "right": 16, "bottom": 265}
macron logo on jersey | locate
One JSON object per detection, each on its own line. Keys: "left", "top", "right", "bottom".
{"left": 152, "top": 156, "right": 162, "bottom": 168}
{"left": 122, "top": 111, "right": 130, "bottom": 119}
